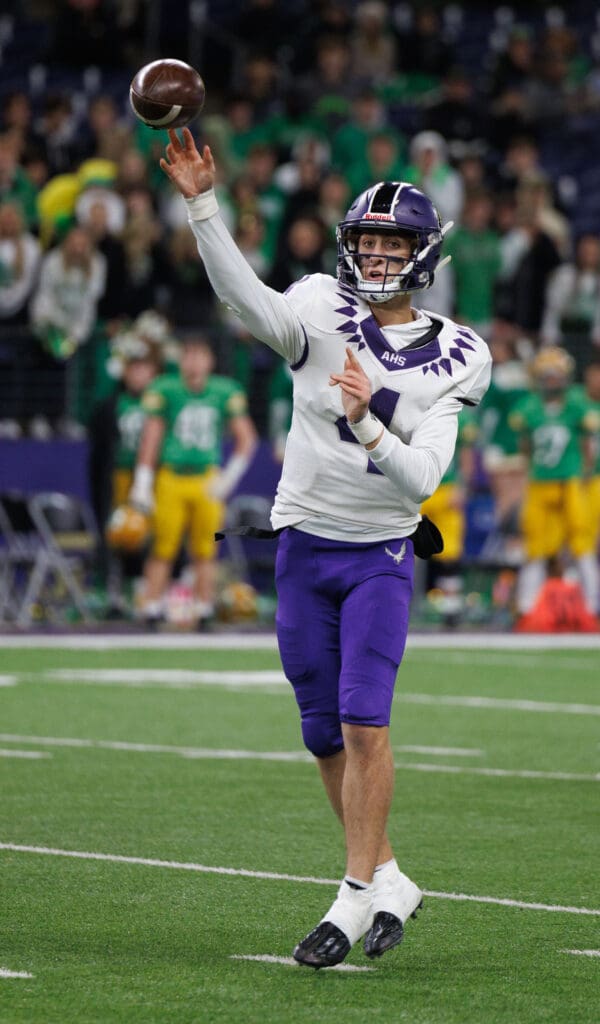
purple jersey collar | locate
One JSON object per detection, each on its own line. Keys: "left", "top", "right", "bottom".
{"left": 359, "top": 314, "right": 443, "bottom": 370}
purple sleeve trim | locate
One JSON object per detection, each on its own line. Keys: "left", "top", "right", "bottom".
{"left": 284, "top": 274, "right": 310, "bottom": 297}
{"left": 290, "top": 326, "right": 309, "bottom": 371}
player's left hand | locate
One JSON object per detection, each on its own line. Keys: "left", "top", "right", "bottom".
{"left": 329, "top": 346, "right": 372, "bottom": 423}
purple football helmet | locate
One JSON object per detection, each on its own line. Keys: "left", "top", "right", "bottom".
{"left": 336, "top": 181, "right": 451, "bottom": 303}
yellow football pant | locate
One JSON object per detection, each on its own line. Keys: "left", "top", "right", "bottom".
{"left": 521, "top": 478, "right": 594, "bottom": 559}
{"left": 112, "top": 468, "right": 133, "bottom": 510}
{"left": 585, "top": 475, "right": 600, "bottom": 548}
{"left": 420, "top": 482, "right": 464, "bottom": 562}
{"left": 152, "top": 466, "right": 224, "bottom": 561}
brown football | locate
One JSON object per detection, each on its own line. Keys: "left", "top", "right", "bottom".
{"left": 129, "top": 59, "right": 205, "bottom": 129}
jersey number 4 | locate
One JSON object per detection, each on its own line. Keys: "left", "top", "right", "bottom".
{"left": 335, "top": 387, "right": 401, "bottom": 475}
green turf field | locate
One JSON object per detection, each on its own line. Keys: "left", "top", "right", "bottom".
{"left": 1, "top": 638, "right": 598, "bottom": 1024}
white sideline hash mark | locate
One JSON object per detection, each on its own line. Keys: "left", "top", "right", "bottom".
{"left": 0, "top": 676, "right": 17, "bottom": 687}
{"left": 0, "top": 969, "right": 33, "bottom": 979}
{"left": 230, "top": 954, "right": 374, "bottom": 973}
{"left": 561, "top": 949, "right": 600, "bottom": 958}
{"left": 0, "top": 749, "right": 50, "bottom": 759}
{"left": 0, "top": 843, "right": 598, "bottom": 917}
{"left": 0, "top": 735, "right": 596, "bottom": 782}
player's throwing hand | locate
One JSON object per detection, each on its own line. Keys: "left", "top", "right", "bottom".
{"left": 329, "top": 346, "right": 373, "bottom": 423}
{"left": 160, "top": 127, "right": 215, "bottom": 198}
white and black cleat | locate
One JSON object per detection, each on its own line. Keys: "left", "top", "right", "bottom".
{"left": 293, "top": 921, "right": 351, "bottom": 969}
{"left": 364, "top": 899, "right": 423, "bottom": 959}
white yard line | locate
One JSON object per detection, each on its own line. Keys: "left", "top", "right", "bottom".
{"left": 0, "top": 842, "right": 597, "bottom": 917}
{"left": 393, "top": 745, "right": 483, "bottom": 757}
{"left": 0, "top": 633, "right": 599, "bottom": 650}
{"left": 0, "top": 749, "right": 50, "bottom": 759}
{"left": 12, "top": 668, "right": 600, "bottom": 716}
{"left": 407, "top": 651, "right": 598, "bottom": 671}
{"left": 396, "top": 763, "right": 599, "bottom": 783}
{"left": 0, "top": 676, "right": 17, "bottom": 686}
{"left": 0, "top": 968, "right": 33, "bottom": 979}
{"left": 0, "top": 734, "right": 312, "bottom": 762}
{"left": 0, "top": 734, "right": 594, "bottom": 781}
{"left": 229, "top": 954, "right": 374, "bottom": 973}
{"left": 560, "top": 949, "right": 600, "bottom": 958}
{"left": 396, "top": 693, "right": 600, "bottom": 716}
{"left": 38, "top": 669, "right": 287, "bottom": 688}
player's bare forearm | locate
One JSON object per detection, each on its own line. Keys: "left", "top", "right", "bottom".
{"left": 160, "top": 127, "right": 215, "bottom": 197}
{"left": 230, "top": 414, "right": 258, "bottom": 458}
{"left": 137, "top": 416, "right": 165, "bottom": 469}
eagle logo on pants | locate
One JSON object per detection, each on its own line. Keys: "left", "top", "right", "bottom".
{"left": 384, "top": 542, "right": 406, "bottom": 565}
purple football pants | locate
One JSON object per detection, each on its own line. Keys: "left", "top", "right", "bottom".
{"left": 275, "top": 527, "right": 414, "bottom": 758}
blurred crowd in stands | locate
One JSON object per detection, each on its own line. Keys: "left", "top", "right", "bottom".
{"left": 1, "top": 0, "right": 600, "bottom": 628}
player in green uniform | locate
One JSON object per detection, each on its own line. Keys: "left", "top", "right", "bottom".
{"left": 579, "top": 359, "right": 600, "bottom": 567}
{"left": 420, "top": 408, "right": 478, "bottom": 625}
{"left": 130, "top": 334, "right": 257, "bottom": 626}
{"left": 509, "top": 347, "right": 599, "bottom": 615}
{"left": 477, "top": 332, "right": 530, "bottom": 547}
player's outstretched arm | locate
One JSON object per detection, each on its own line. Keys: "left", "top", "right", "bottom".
{"left": 160, "top": 128, "right": 306, "bottom": 365}
{"left": 160, "top": 127, "right": 215, "bottom": 198}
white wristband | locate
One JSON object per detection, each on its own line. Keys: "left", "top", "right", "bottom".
{"left": 185, "top": 189, "right": 219, "bottom": 221}
{"left": 130, "top": 465, "right": 155, "bottom": 508}
{"left": 133, "top": 465, "right": 154, "bottom": 491}
{"left": 347, "top": 412, "right": 383, "bottom": 447}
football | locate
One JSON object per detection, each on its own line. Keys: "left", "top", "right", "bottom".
{"left": 129, "top": 58, "right": 205, "bottom": 129}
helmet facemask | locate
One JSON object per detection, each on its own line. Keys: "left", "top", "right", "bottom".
{"left": 336, "top": 181, "right": 452, "bottom": 304}
{"left": 339, "top": 225, "right": 425, "bottom": 304}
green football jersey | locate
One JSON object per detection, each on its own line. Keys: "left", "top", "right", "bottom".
{"left": 142, "top": 373, "right": 248, "bottom": 473}
{"left": 115, "top": 391, "right": 146, "bottom": 470}
{"left": 572, "top": 385, "right": 600, "bottom": 474}
{"left": 591, "top": 400, "right": 600, "bottom": 474}
{"left": 508, "top": 386, "right": 594, "bottom": 481}
{"left": 440, "top": 408, "right": 479, "bottom": 485}
{"left": 477, "top": 363, "right": 530, "bottom": 457}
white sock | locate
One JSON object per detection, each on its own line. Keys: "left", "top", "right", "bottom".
{"left": 142, "top": 599, "right": 164, "bottom": 618}
{"left": 193, "top": 600, "right": 214, "bottom": 619}
{"left": 575, "top": 554, "right": 599, "bottom": 612}
{"left": 321, "top": 878, "right": 374, "bottom": 946}
{"left": 372, "top": 860, "right": 423, "bottom": 921}
{"left": 517, "top": 559, "right": 546, "bottom": 613}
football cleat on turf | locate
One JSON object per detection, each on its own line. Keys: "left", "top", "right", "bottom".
{"left": 293, "top": 921, "right": 351, "bottom": 969}
{"left": 364, "top": 866, "right": 424, "bottom": 959}
{"left": 363, "top": 910, "right": 404, "bottom": 958}
{"left": 364, "top": 901, "right": 424, "bottom": 959}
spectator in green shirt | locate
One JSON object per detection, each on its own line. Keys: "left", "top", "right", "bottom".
{"left": 446, "top": 190, "right": 501, "bottom": 338}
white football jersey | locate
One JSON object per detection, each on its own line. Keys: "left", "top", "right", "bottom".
{"left": 188, "top": 208, "right": 492, "bottom": 542}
